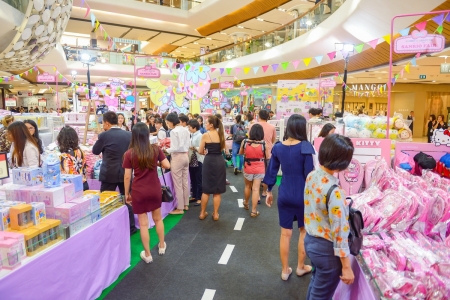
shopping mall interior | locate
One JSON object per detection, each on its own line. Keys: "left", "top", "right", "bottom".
{"left": 1, "top": 0, "right": 450, "bottom": 299}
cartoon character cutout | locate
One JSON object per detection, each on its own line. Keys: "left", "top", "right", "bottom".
{"left": 343, "top": 159, "right": 360, "bottom": 183}
{"left": 432, "top": 129, "right": 450, "bottom": 146}
{"left": 210, "top": 90, "right": 222, "bottom": 109}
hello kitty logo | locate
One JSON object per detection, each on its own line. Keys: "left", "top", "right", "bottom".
{"left": 432, "top": 129, "right": 450, "bottom": 147}
{"left": 343, "top": 159, "right": 360, "bottom": 183}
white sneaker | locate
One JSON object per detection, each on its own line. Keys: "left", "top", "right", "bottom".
{"left": 140, "top": 251, "right": 153, "bottom": 263}
{"left": 158, "top": 242, "right": 167, "bottom": 255}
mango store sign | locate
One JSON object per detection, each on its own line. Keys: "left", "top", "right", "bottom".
{"left": 136, "top": 66, "right": 160, "bottom": 78}
{"left": 394, "top": 30, "right": 444, "bottom": 54}
{"left": 348, "top": 84, "right": 385, "bottom": 91}
{"left": 37, "top": 72, "right": 56, "bottom": 83}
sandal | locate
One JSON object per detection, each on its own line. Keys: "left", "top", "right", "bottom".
{"left": 250, "top": 211, "right": 260, "bottom": 218}
{"left": 243, "top": 201, "right": 249, "bottom": 210}
{"left": 194, "top": 200, "right": 201, "bottom": 206}
{"left": 184, "top": 205, "right": 189, "bottom": 211}
{"left": 212, "top": 213, "right": 220, "bottom": 221}
{"left": 296, "top": 265, "right": 312, "bottom": 277}
{"left": 199, "top": 212, "right": 208, "bottom": 220}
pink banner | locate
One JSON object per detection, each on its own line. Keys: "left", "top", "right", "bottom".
{"left": 37, "top": 72, "right": 56, "bottom": 82}
{"left": 394, "top": 31, "right": 444, "bottom": 54}
{"left": 320, "top": 79, "right": 336, "bottom": 87}
{"left": 136, "top": 65, "right": 161, "bottom": 78}
{"left": 219, "top": 81, "right": 234, "bottom": 89}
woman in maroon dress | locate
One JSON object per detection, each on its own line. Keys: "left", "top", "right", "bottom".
{"left": 123, "top": 123, "right": 170, "bottom": 263}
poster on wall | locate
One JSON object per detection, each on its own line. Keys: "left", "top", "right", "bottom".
{"left": 276, "top": 80, "right": 320, "bottom": 119}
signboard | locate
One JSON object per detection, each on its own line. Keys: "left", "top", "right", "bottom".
{"left": 135, "top": 66, "right": 161, "bottom": 78}
{"left": 276, "top": 80, "right": 320, "bottom": 119}
{"left": 37, "top": 72, "right": 56, "bottom": 83}
{"left": 440, "top": 63, "right": 450, "bottom": 74}
{"left": 220, "top": 81, "right": 234, "bottom": 89}
{"left": 394, "top": 30, "right": 445, "bottom": 54}
{"left": 320, "top": 79, "right": 336, "bottom": 88}
{"left": 419, "top": 75, "right": 427, "bottom": 79}
{"left": 38, "top": 99, "right": 47, "bottom": 107}
{"left": 80, "top": 100, "right": 89, "bottom": 106}
{"left": 5, "top": 98, "right": 16, "bottom": 107}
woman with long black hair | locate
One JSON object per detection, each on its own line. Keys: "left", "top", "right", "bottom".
{"left": 24, "top": 119, "right": 44, "bottom": 154}
{"left": 123, "top": 123, "right": 170, "bottom": 263}
{"left": 8, "top": 122, "right": 40, "bottom": 168}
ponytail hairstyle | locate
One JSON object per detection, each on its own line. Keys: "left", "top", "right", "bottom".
{"left": 207, "top": 115, "right": 225, "bottom": 150}
{"left": 235, "top": 115, "right": 244, "bottom": 125}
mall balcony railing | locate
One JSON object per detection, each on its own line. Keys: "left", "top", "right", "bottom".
{"left": 136, "top": 0, "right": 205, "bottom": 10}
{"left": 63, "top": 46, "right": 190, "bottom": 68}
{"left": 1, "top": 0, "right": 29, "bottom": 14}
{"left": 191, "top": 0, "right": 346, "bottom": 65}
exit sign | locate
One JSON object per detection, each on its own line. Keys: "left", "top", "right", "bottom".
{"left": 419, "top": 75, "right": 427, "bottom": 79}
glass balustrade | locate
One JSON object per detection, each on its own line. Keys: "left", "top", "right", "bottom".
{"left": 192, "top": 0, "right": 346, "bottom": 65}
{"left": 1, "top": 0, "right": 30, "bottom": 14}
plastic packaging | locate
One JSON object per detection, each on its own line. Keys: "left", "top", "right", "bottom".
{"left": 42, "top": 152, "right": 61, "bottom": 188}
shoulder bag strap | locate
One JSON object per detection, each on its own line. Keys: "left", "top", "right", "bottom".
{"left": 325, "top": 184, "right": 339, "bottom": 211}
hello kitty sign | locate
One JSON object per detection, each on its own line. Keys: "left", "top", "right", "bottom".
{"left": 432, "top": 129, "right": 450, "bottom": 147}
{"left": 394, "top": 30, "right": 444, "bottom": 54}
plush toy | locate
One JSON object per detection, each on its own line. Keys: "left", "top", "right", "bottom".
{"left": 344, "top": 115, "right": 359, "bottom": 129}
{"left": 398, "top": 128, "right": 412, "bottom": 141}
{"left": 358, "top": 129, "right": 373, "bottom": 138}
{"left": 346, "top": 127, "right": 359, "bottom": 138}
{"left": 393, "top": 117, "right": 405, "bottom": 130}
{"left": 376, "top": 129, "right": 387, "bottom": 139}
{"left": 373, "top": 117, "right": 387, "bottom": 130}
{"left": 389, "top": 129, "right": 398, "bottom": 140}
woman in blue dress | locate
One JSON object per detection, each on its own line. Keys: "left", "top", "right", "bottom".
{"left": 263, "top": 114, "right": 315, "bottom": 281}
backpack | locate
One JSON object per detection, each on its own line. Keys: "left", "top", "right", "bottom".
{"left": 326, "top": 184, "right": 364, "bottom": 256}
{"left": 233, "top": 124, "right": 247, "bottom": 143}
{"left": 243, "top": 139, "right": 266, "bottom": 168}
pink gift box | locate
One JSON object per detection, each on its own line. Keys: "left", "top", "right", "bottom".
{"left": 82, "top": 194, "right": 100, "bottom": 212}
{"left": 17, "top": 185, "right": 44, "bottom": 203}
{"left": 62, "top": 183, "right": 76, "bottom": 202}
{"left": 3, "top": 184, "right": 26, "bottom": 201}
{"left": 46, "top": 206, "right": 55, "bottom": 219}
{"left": 0, "top": 238, "right": 22, "bottom": 270}
{"left": 0, "top": 232, "right": 26, "bottom": 259}
{"left": 54, "top": 203, "right": 81, "bottom": 225}
{"left": 69, "top": 197, "right": 91, "bottom": 218}
{"left": 31, "top": 186, "right": 66, "bottom": 207}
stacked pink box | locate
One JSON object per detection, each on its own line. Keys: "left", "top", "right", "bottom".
{"left": 54, "top": 203, "right": 80, "bottom": 226}
{"left": 69, "top": 198, "right": 91, "bottom": 218}
{"left": 0, "top": 231, "right": 26, "bottom": 259}
{"left": 0, "top": 237, "right": 22, "bottom": 270}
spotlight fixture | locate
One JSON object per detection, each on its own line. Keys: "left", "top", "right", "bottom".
{"left": 306, "top": 20, "right": 312, "bottom": 26}
{"left": 71, "top": 70, "right": 77, "bottom": 76}
{"left": 256, "top": 18, "right": 264, "bottom": 21}
{"left": 237, "top": 25, "right": 244, "bottom": 29}
{"left": 265, "top": 42, "right": 271, "bottom": 47}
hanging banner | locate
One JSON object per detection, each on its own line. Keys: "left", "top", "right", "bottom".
{"left": 276, "top": 80, "right": 320, "bottom": 119}
{"left": 219, "top": 81, "right": 234, "bottom": 89}
{"left": 320, "top": 79, "right": 336, "bottom": 87}
{"left": 37, "top": 72, "right": 56, "bottom": 83}
{"left": 38, "top": 99, "right": 47, "bottom": 107}
{"left": 5, "top": 98, "right": 16, "bottom": 107}
{"left": 136, "top": 65, "right": 161, "bottom": 78}
{"left": 394, "top": 30, "right": 444, "bottom": 54}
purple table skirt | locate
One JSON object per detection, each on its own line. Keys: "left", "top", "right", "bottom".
{"left": 0, "top": 206, "right": 130, "bottom": 300}
{"left": 88, "top": 172, "right": 181, "bottom": 229}
{"left": 333, "top": 255, "right": 377, "bottom": 300}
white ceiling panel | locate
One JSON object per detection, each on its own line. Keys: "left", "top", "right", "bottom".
{"left": 65, "top": 20, "right": 95, "bottom": 35}
{"left": 171, "top": 36, "right": 201, "bottom": 46}
{"left": 148, "top": 33, "right": 185, "bottom": 44}
{"left": 240, "top": 19, "right": 280, "bottom": 32}
{"left": 123, "top": 29, "right": 160, "bottom": 41}
{"left": 99, "top": 24, "right": 131, "bottom": 38}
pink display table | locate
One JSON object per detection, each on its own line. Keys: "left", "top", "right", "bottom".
{"left": 0, "top": 206, "right": 130, "bottom": 300}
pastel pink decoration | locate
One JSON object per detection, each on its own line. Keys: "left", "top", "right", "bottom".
{"left": 54, "top": 203, "right": 81, "bottom": 225}
{"left": 0, "top": 231, "right": 26, "bottom": 259}
{"left": 31, "top": 186, "right": 66, "bottom": 207}
{"left": 339, "top": 158, "right": 364, "bottom": 195}
{"left": 362, "top": 234, "right": 385, "bottom": 250}
{"left": 0, "top": 238, "right": 22, "bottom": 270}
{"left": 411, "top": 29, "right": 428, "bottom": 39}
{"left": 62, "top": 183, "right": 76, "bottom": 202}
{"left": 70, "top": 197, "right": 91, "bottom": 218}
{"left": 104, "top": 96, "right": 118, "bottom": 111}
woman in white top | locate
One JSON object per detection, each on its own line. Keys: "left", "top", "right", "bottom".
{"left": 8, "top": 122, "right": 40, "bottom": 168}
{"left": 155, "top": 118, "right": 167, "bottom": 140}
{"left": 117, "top": 113, "right": 129, "bottom": 131}
{"left": 166, "top": 113, "right": 191, "bottom": 214}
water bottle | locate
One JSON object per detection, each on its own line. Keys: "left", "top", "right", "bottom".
{"left": 43, "top": 153, "right": 61, "bottom": 188}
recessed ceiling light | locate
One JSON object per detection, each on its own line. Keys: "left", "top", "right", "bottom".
{"left": 256, "top": 18, "right": 264, "bottom": 21}
{"left": 237, "top": 25, "right": 244, "bottom": 29}
{"left": 262, "top": 30, "right": 265, "bottom": 33}
{"left": 194, "top": 42, "right": 199, "bottom": 44}
{"left": 220, "top": 32, "right": 227, "bottom": 35}
{"left": 182, "top": 46, "right": 187, "bottom": 48}
{"left": 432, "top": 80, "right": 436, "bottom": 82}
{"left": 21, "top": 82, "right": 25, "bottom": 84}
{"left": 277, "top": 8, "right": 286, "bottom": 12}
{"left": 206, "top": 37, "right": 212, "bottom": 40}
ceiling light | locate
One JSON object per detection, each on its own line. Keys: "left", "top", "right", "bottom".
{"left": 193, "top": 42, "right": 199, "bottom": 44}
{"left": 28, "top": 85, "right": 33, "bottom": 87}
{"left": 71, "top": 70, "right": 77, "bottom": 75}
{"left": 20, "top": 82, "right": 25, "bottom": 84}
{"left": 206, "top": 37, "right": 212, "bottom": 40}
{"left": 256, "top": 18, "right": 264, "bottom": 21}
{"left": 262, "top": 31, "right": 266, "bottom": 33}
{"left": 277, "top": 8, "right": 286, "bottom": 12}
{"left": 182, "top": 46, "right": 187, "bottom": 48}
{"left": 432, "top": 80, "right": 436, "bottom": 82}
{"left": 81, "top": 53, "right": 91, "bottom": 61}
{"left": 344, "top": 44, "right": 354, "bottom": 51}
{"left": 237, "top": 25, "right": 244, "bottom": 29}
{"left": 265, "top": 42, "right": 271, "bottom": 47}
{"left": 220, "top": 32, "right": 227, "bottom": 35}
{"left": 305, "top": 20, "right": 312, "bottom": 26}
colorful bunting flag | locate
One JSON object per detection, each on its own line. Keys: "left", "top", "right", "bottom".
{"left": 272, "top": 64, "right": 279, "bottom": 72}
{"left": 244, "top": 67, "right": 250, "bottom": 74}
{"left": 211, "top": 68, "right": 216, "bottom": 73}
{"left": 185, "top": 65, "right": 191, "bottom": 71}
{"left": 313, "top": 56, "right": 322, "bottom": 65}
{"left": 220, "top": 68, "right": 224, "bottom": 75}
{"left": 411, "top": 57, "right": 417, "bottom": 66}
{"left": 84, "top": 6, "right": 90, "bottom": 18}
{"left": 292, "top": 60, "right": 300, "bottom": 69}
{"left": 327, "top": 52, "right": 336, "bottom": 61}
{"left": 235, "top": 68, "right": 241, "bottom": 75}
{"left": 367, "top": 39, "right": 378, "bottom": 49}
{"left": 262, "top": 65, "right": 269, "bottom": 73}
{"left": 437, "top": 25, "right": 444, "bottom": 34}
{"left": 91, "top": 13, "right": 96, "bottom": 27}
{"left": 354, "top": 43, "right": 364, "bottom": 53}
{"left": 415, "top": 21, "right": 427, "bottom": 31}
{"left": 399, "top": 28, "right": 410, "bottom": 37}
{"left": 226, "top": 68, "right": 231, "bottom": 75}
{"left": 253, "top": 66, "right": 259, "bottom": 74}
{"left": 303, "top": 58, "right": 312, "bottom": 67}
{"left": 382, "top": 34, "right": 391, "bottom": 45}
{"left": 281, "top": 62, "right": 289, "bottom": 70}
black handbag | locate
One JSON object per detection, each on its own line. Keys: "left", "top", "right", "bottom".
{"left": 161, "top": 173, "right": 174, "bottom": 203}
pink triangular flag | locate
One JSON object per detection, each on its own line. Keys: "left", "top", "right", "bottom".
{"left": 367, "top": 39, "right": 379, "bottom": 49}
{"left": 235, "top": 68, "right": 241, "bottom": 75}
{"left": 84, "top": 6, "right": 90, "bottom": 18}
{"left": 415, "top": 21, "right": 427, "bottom": 31}
{"left": 327, "top": 51, "right": 336, "bottom": 60}
{"left": 292, "top": 60, "right": 300, "bottom": 69}
{"left": 211, "top": 68, "right": 216, "bottom": 73}
{"left": 262, "top": 65, "right": 269, "bottom": 73}
{"left": 415, "top": 53, "right": 421, "bottom": 58}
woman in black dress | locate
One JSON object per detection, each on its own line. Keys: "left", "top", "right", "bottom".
{"left": 199, "top": 115, "right": 226, "bottom": 221}
{"left": 427, "top": 114, "right": 436, "bottom": 143}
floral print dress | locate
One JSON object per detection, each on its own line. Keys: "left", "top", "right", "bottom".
{"left": 60, "top": 149, "right": 87, "bottom": 182}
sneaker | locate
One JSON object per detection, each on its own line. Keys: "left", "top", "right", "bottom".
{"left": 226, "top": 179, "right": 230, "bottom": 185}
{"left": 140, "top": 251, "right": 153, "bottom": 263}
{"left": 158, "top": 242, "right": 167, "bottom": 255}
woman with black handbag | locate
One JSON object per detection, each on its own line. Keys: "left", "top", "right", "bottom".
{"left": 123, "top": 123, "right": 170, "bottom": 264}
